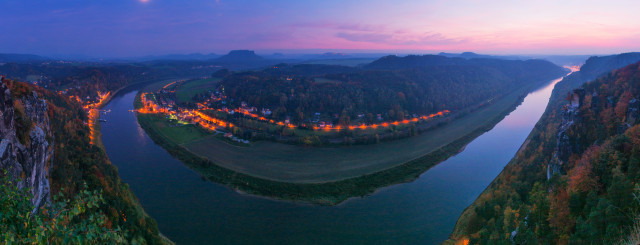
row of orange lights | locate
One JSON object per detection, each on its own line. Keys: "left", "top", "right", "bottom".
{"left": 311, "top": 110, "right": 450, "bottom": 131}
{"left": 137, "top": 92, "right": 450, "bottom": 133}
{"left": 77, "top": 91, "right": 110, "bottom": 145}
{"left": 162, "top": 81, "right": 177, "bottom": 89}
{"left": 137, "top": 93, "right": 232, "bottom": 131}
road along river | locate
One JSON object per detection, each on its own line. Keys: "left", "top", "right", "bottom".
{"left": 100, "top": 76, "right": 563, "bottom": 244}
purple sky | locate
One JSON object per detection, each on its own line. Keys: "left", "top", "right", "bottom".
{"left": 2, "top": 0, "right": 640, "bottom": 57}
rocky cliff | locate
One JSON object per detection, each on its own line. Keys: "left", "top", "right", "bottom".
{"left": 0, "top": 76, "right": 53, "bottom": 211}
{"left": 448, "top": 59, "right": 640, "bottom": 244}
{"left": 547, "top": 90, "right": 583, "bottom": 179}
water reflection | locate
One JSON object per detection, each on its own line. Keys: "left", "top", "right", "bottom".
{"left": 101, "top": 76, "right": 565, "bottom": 244}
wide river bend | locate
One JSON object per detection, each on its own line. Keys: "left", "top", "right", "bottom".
{"left": 100, "top": 76, "right": 563, "bottom": 244}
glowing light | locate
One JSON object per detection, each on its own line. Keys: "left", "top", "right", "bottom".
{"left": 135, "top": 89, "right": 451, "bottom": 138}
{"left": 71, "top": 91, "right": 111, "bottom": 145}
{"left": 162, "top": 81, "right": 176, "bottom": 89}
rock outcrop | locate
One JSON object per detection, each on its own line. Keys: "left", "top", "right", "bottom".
{"left": 548, "top": 90, "right": 583, "bottom": 179}
{"left": 0, "top": 77, "right": 53, "bottom": 211}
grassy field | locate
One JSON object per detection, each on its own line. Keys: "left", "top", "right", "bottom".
{"left": 179, "top": 78, "right": 546, "bottom": 183}
{"left": 175, "top": 78, "right": 220, "bottom": 103}
{"left": 147, "top": 114, "right": 212, "bottom": 145}
{"left": 136, "top": 83, "right": 530, "bottom": 204}
{"left": 135, "top": 76, "right": 561, "bottom": 204}
{"left": 140, "top": 79, "right": 183, "bottom": 93}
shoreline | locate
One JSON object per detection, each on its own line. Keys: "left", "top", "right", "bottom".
{"left": 89, "top": 77, "right": 184, "bottom": 245}
{"left": 132, "top": 74, "right": 567, "bottom": 205}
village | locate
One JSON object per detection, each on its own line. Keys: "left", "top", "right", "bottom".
{"left": 135, "top": 80, "right": 451, "bottom": 144}
{"left": 60, "top": 90, "right": 111, "bottom": 144}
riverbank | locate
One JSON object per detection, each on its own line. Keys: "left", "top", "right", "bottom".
{"left": 135, "top": 75, "right": 566, "bottom": 205}
{"left": 89, "top": 77, "right": 183, "bottom": 148}
{"left": 101, "top": 73, "right": 567, "bottom": 244}
{"left": 87, "top": 78, "right": 186, "bottom": 245}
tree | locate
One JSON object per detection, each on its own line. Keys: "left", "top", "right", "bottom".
{"left": 0, "top": 171, "right": 125, "bottom": 244}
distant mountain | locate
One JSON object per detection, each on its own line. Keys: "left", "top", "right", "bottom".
{"left": 548, "top": 52, "right": 640, "bottom": 104}
{"left": 264, "top": 53, "right": 287, "bottom": 59}
{"left": 0, "top": 53, "right": 50, "bottom": 63}
{"left": 438, "top": 52, "right": 529, "bottom": 60}
{"left": 218, "top": 55, "right": 566, "bottom": 124}
{"left": 136, "top": 53, "right": 220, "bottom": 61}
{"left": 263, "top": 63, "right": 358, "bottom": 76}
{"left": 210, "top": 50, "right": 282, "bottom": 70}
{"left": 579, "top": 52, "right": 640, "bottom": 77}
{"left": 215, "top": 50, "right": 264, "bottom": 62}
{"left": 364, "top": 55, "right": 464, "bottom": 69}
{"left": 318, "top": 52, "right": 349, "bottom": 58}
{"left": 440, "top": 52, "right": 595, "bottom": 67}
{"left": 363, "top": 54, "right": 565, "bottom": 80}
{"left": 531, "top": 55, "right": 592, "bottom": 67}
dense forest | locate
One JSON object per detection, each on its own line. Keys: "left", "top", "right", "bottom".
{"left": 0, "top": 60, "right": 222, "bottom": 102}
{"left": 1, "top": 78, "right": 167, "bottom": 243}
{"left": 216, "top": 55, "right": 566, "bottom": 124}
{"left": 448, "top": 56, "right": 640, "bottom": 244}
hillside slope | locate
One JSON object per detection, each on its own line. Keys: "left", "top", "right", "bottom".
{"left": 0, "top": 77, "right": 167, "bottom": 243}
{"left": 448, "top": 58, "right": 640, "bottom": 244}
{"left": 217, "top": 56, "right": 566, "bottom": 124}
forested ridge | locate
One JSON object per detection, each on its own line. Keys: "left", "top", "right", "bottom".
{"left": 217, "top": 55, "right": 566, "bottom": 123}
{"left": 0, "top": 60, "right": 220, "bottom": 102}
{"left": 448, "top": 57, "right": 640, "bottom": 244}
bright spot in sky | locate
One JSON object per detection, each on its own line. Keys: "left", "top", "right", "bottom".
{"left": 139, "top": 0, "right": 149, "bottom": 3}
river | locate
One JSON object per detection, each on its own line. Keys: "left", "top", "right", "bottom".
{"left": 100, "top": 76, "right": 563, "bottom": 244}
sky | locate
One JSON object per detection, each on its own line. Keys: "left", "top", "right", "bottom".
{"left": 2, "top": 0, "right": 640, "bottom": 58}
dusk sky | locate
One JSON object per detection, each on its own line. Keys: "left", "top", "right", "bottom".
{"left": 2, "top": 0, "right": 640, "bottom": 58}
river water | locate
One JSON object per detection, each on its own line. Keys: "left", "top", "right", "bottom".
{"left": 100, "top": 76, "right": 563, "bottom": 244}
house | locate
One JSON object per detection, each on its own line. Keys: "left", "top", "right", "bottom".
{"left": 261, "top": 108, "right": 272, "bottom": 116}
{"left": 224, "top": 132, "right": 233, "bottom": 138}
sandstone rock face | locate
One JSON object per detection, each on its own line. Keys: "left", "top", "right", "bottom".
{"left": 0, "top": 78, "right": 53, "bottom": 211}
{"left": 548, "top": 90, "right": 582, "bottom": 179}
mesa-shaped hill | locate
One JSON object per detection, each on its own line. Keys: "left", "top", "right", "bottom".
{"left": 209, "top": 50, "right": 281, "bottom": 70}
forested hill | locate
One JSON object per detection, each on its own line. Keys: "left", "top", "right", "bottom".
{"left": 0, "top": 60, "right": 221, "bottom": 101}
{"left": 549, "top": 52, "right": 640, "bottom": 105}
{"left": 216, "top": 56, "right": 566, "bottom": 124}
{"left": 363, "top": 55, "right": 566, "bottom": 88}
{"left": 0, "top": 53, "right": 50, "bottom": 63}
{"left": 0, "top": 77, "right": 167, "bottom": 243}
{"left": 364, "top": 55, "right": 464, "bottom": 69}
{"left": 447, "top": 59, "right": 640, "bottom": 244}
